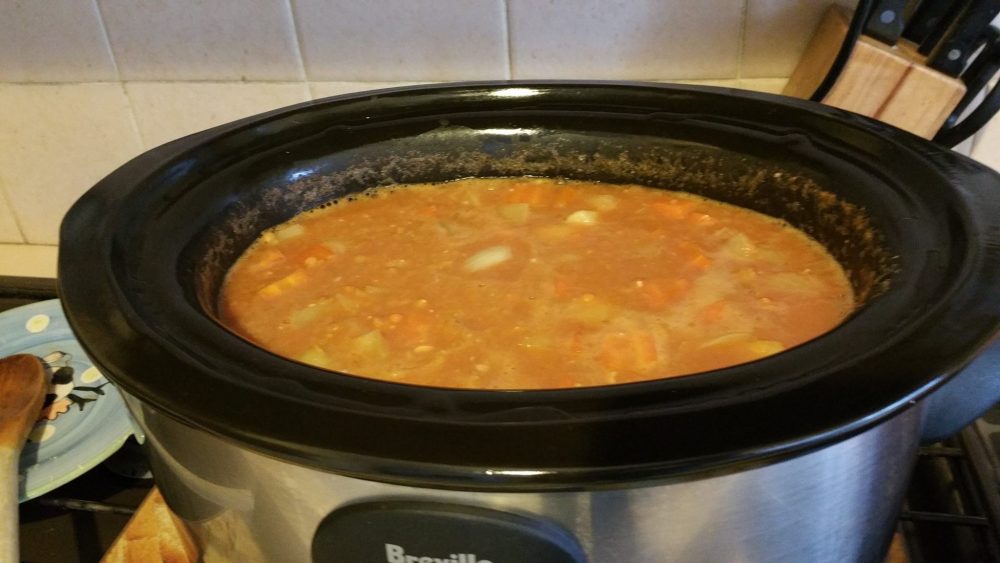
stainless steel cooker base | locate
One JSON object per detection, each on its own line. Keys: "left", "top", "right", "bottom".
{"left": 128, "top": 394, "right": 924, "bottom": 563}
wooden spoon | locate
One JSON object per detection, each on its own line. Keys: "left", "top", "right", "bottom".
{"left": 0, "top": 354, "right": 48, "bottom": 563}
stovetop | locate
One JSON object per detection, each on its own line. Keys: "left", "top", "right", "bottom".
{"left": 4, "top": 274, "right": 1000, "bottom": 562}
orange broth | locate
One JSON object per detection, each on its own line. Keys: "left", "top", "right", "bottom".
{"left": 218, "top": 177, "right": 854, "bottom": 389}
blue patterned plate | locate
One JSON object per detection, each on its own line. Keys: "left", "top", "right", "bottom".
{"left": 0, "top": 299, "right": 133, "bottom": 502}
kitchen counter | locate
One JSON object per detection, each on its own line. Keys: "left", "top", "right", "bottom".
{"left": 0, "top": 244, "right": 57, "bottom": 279}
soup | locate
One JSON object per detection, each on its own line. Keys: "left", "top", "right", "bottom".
{"left": 219, "top": 178, "right": 854, "bottom": 389}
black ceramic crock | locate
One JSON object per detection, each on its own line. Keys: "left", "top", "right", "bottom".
{"left": 58, "top": 81, "right": 1000, "bottom": 489}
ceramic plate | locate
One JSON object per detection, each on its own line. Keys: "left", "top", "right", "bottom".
{"left": 0, "top": 299, "right": 133, "bottom": 502}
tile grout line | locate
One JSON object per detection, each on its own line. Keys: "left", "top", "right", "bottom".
{"left": 118, "top": 81, "right": 149, "bottom": 149}
{"left": 91, "top": 0, "right": 146, "bottom": 149}
{"left": 91, "top": 0, "right": 122, "bottom": 82}
{"left": 501, "top": 0, "right": 513, "bottom": 80}
{"left": 736, "top": 0, "right": 749, "bottom": 82}
{"left": 0, "top": 184, "right": 28, "bottom": 244}
{"left": 285, "top": 0, "right": 313, "bottom": 98}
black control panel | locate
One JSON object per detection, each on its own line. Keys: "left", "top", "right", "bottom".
{"left": 312, "top": 500, "right": 587, "bottom": 563}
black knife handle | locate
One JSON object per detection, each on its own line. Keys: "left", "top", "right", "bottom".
{"left": 929, "top": 0, "right": 1000, "bottom": 75}
{"left": 906, "top": 0, "right": 968, "bottom": 46}
{"left": 947, "top": 27, "right": 1000, "bottom": 123}
{"left": 927, "top": 0, "right": 1000, "bottom": 76}
{"left": 935, "top": 72, "right": 1000, "bottom": 146}
{"left": 866, "top": 0, "right": 910, "bottom": 44}
{"left": 918, "top": 0, "right": 972, "bottom": 55}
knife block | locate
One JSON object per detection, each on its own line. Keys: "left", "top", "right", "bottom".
{"left": 783, "top": 6, "right": 966, "bottom": 139}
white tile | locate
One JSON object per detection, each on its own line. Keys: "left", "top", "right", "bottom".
{"left": 309, "top": 81, "right": 432, "bottom": 100}
{"left": 126, "top": 82, "right": 311, "bottom": 148}
{"left": 0, "top": 84, "right": 143, "bottom": 245}
{"left": 0, "top": 0, "right": 117, "bottom": 82}
{"left": 737, "top": 78, "right": 789, "bottom": 94}
{"left": 663, "top": 78, "right": 789, "bottom": 96}
{"left": 742, "top": 0, "right": 854, "bottom": 79}
{"left": 669, "top": 79, "right": 742, "bottom": 88}
{"left": 293, "top": 0, "right": 508, "bottom": 81}
{"left": 0, "top": 244, "right": 58, "bottom": 278}
{"left": 508, "top": 0, "right": 743, "bottom": 80}
{"left": 972, "top": 118, "right": 1000, "bottom": 173}
{"left": 98, "top": 0, "right": 304, "bottom": 80}
{"left": 0, "top": 191, "right": 23, "bottom": 243}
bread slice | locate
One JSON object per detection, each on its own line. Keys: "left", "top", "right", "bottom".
{"left": 102, "top": 488, "right": 199, "bottom": 562}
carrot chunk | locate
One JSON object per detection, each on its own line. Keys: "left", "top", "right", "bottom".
{"left": 598, "top": 330, "right": 658, "bottom": 371}
{"left": 652, "top": 200, "right": 693, "bottom": 220}
{"left": 637, "top": 278, "right": 690, "bottom": 309}
{"left": 698, "top": 301, "right": 729, "bottom": 324}
{"left": 677, "top": 240, "right": 712, "bottom": 270}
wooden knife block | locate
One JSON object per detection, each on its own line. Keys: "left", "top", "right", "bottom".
{"left": 784, "top": 6, "right": 966, "bottom": 139}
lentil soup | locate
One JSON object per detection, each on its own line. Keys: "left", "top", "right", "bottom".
{"left": 218, "top": 177, "right": 854, "bottom": 389}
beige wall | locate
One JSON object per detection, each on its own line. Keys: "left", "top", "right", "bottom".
{"left": 0, "top": 0, "right": 996, "bottom": 275}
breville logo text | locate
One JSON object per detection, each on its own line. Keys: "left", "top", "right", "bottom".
{"left": 385, "top": 543, "right": 494, "bottom": 563}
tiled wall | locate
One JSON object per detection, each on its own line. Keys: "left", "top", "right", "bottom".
{"left": 0, "top": 0, "right": 996, "bottom": 276}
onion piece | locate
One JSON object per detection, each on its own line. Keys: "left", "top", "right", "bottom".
{"left": 352, "top": 329, "right": 389, "bottom": 360}
{"left": 588, "top": 195, "right": 618, "bottom": 211}
{"left": 464, "top": 245, "right": 512, "bottom": 272}
{"left": 274, "top": 223, "right": 305, "bottom": 241}
{"left": 297, "top": 346, "right": 329, "bottom": 368}
{"left": 566, "top": 210, "right": 598, "bottom": 225}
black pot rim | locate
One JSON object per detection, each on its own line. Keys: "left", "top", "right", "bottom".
{"left": 58, "top": 80, "right": 1000, "bottom": 490}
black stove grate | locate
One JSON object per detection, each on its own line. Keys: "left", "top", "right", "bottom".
{"left": 899, "top": 431, "right": 1000, "bottom": 563}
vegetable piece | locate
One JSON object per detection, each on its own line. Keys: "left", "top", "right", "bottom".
{"left": 297, "top": 346, "right": 330, "bottom": 368}
{"left": 566, "top": 210, "right": 598, "bottom": 225}
{"left": 651, "top": 200, "right": 693, "bottom": 220}
{"left": 257, "top": 270, "right": 306, "bottom": 297}
{"left": 536, "top": 225, "right": 573, "bottom": 241}
{"left": 274, "top": 223, "right": 305, "bottom": 241}
{"left": 566, "top": 297, "right": 612, "bottom": 324}
{"left": 636, "top": 278, "right": 690, "bottom": 309}
{"left": 689, "top": 213, "right": 716, "bottom": 226}
{"left": 690, "top": 254, "right": 712, "bottom": 270}
{"left": 245, "top": 249, "right": 286, "bottom": 272}
{"left": 698, "top": 301, "right": 729, "bottom": 324}
{"left": 352, "top": 330, "right": 390, "bottom": 360}
{"left": 699, "top": 332, "right": 751, "bottom": 349}
{"left": 677, "top": 241, "right": 711, "bottom": 270}
{"left": 323, "top": 240, "right": 347, "bottom": 253}
{"left": 335, "top": 293, "right": 359, "bottom": 314}
{"left": 289, "top": 302, "right": 330, "bottom": 328}
{"left": 721, "top": 232, "right": 756, "bottom": 259}
{"left": 598, "top": 329, "right": 659, "bottom": 371}
{"left": 464, "top": 245, "right": 512, "bottom": 272}
{"left": 746, "top": 340, "right": 785, "bottom": 358}
{"left": 587, "top": 194, "right": 618, "bottom": 211}
{"left": 293, "top": 244, "right": 334, "bottom": 266}
{"left": 498, "top": 203, "right": 531, "bottom": 223}
{"left": 697, "top": 336, "right": 785, "bottom": 363}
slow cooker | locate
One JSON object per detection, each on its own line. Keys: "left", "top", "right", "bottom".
{"left": 58, "top": 82, "right": 1000, "bottom": 562}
